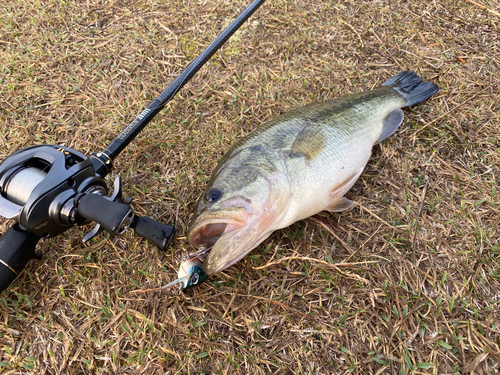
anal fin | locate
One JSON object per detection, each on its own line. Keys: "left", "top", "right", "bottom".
{"left": 327, "top": 197, "right": 355, "bottom": 212}
{"left": 325, "top": 168, "right": 363, "bottom": 212}
{"left": 376, "top": 108, "right": 404, "bottom": 144}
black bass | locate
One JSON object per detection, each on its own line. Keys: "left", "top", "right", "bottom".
{"left": 187, "top": 71, "right": 438, "bottom": 278}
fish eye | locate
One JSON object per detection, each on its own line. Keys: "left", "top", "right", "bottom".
{"left": 206, "top": 188, "right": 223, "bottom": 203}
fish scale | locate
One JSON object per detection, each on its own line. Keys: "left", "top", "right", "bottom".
{"left": 186, "top": 70, "right": 439, "bottom": 280}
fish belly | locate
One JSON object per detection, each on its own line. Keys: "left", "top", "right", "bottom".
{"left": 275, "top": 117, "right": 384, "bottom": 229}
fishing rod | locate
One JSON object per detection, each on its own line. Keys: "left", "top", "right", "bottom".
{"left": 0, "top": 0, "right": 265, "bottom": 293}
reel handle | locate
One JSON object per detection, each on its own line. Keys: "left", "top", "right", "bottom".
{"left": 75, "top": 193, "right": 175, "bottom": 250}
{"left": 0, "top": 224, "right": 41, "bottom": 293}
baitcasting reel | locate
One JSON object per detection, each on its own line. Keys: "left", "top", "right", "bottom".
{"left": 0, "top": 144, "right": 174, "bottom": 292}
{"left": 0, "top": 0, "right": 265, "bottom": 293}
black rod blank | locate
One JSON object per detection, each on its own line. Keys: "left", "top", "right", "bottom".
{"left": 91, "top": 0, "right": 265, "bottom": 177}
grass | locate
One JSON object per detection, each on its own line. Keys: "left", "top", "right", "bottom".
{"left": 0, "top": 0, "right": 499, "bottom": 373}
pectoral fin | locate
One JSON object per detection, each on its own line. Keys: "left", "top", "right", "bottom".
{"left": 289, "top": 125, "right": 327, "bottom": 162}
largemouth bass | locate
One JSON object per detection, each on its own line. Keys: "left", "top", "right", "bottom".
{"left": 186, "top": 71, "right": 438, "bottom": 278}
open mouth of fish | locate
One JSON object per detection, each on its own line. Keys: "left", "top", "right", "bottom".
{"left": 187, "top": 206, "right": 248, "bottom": 247}
{"left": 186, "top": 205, "right": 261, "bottom": 275}
{"left": 189, "top": 220, "right": 238, "bottom": 246}
{"left": 188, "top": 207, "right": 280, "bottom": 276}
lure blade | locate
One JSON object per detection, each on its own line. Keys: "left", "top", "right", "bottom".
{"left": 161, "top": 276, "right": 189, "bottom": 289}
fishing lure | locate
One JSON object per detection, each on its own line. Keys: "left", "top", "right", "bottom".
{"left": 162, "top": 248, "right": 210, "bottom": 289}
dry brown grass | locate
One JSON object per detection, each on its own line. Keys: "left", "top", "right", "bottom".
{"left": 1, "top": 0, "right": 499, "bottom": 373}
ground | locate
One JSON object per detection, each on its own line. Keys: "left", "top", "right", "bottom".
{"left": 0, "top": 0, "right": 499, "bottom": 374}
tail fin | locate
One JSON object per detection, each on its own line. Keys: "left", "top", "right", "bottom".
{"left": 382, "top": 71, "right": 439, "bottom": 107}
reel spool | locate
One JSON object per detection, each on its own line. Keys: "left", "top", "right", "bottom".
{"left": 4, "top": 167, "right": 47, "bottom": 206}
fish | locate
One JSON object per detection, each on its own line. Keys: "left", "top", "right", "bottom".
{"left": 186, "top": 71, "right": 438, "bottom": 282}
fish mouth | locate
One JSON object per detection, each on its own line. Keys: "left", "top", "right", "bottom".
{"left": 187, "top": 205, "right": 266, "bottom": 276}
{"left": 187, "top": 187, "right": 286, "bottom": 276}
{"left": 194, "top": 209, "right": 277, "bottom": 276}
{"left": 187, "top": 206, "right": 248, "bottom": 247}
{"left": 188, "top": 220, "right": 235, "bottom": 246}
{"left": 201, "top": 219, "right": 273, "bottom": 276}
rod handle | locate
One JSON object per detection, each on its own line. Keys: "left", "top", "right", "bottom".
{"left": 0, "top": 224, "right": 41, "bottom": 293}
